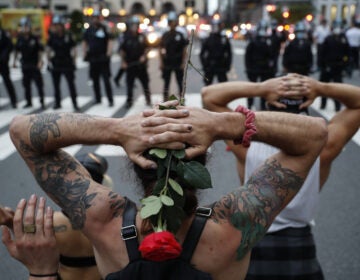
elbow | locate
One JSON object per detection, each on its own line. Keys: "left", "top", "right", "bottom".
{"left": 9, "top": 115, "right": 26, "bottom": 146}
{"left": 312, "top": 117, "right": 328, "bottom": 155}
{"left": 201, "top": 87, "right": 210, "bottom": 109}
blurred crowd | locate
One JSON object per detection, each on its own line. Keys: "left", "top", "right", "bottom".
{"left": 1, "top": 12, "right": 360, "bottom": 113}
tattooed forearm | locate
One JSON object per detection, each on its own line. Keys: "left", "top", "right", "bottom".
{"left": 29, "top": 150, "right": 97, "bottom": 230}
{"left": 29, "top": 114, "right": 61, "bottom": 152}
{"left": 108, "top": 192, "right": 126, "bottom": 218}
{"left": 212, "top": 159, "right": 304, "bottom": 260}
{"left": 28, "top": 113, "right": 95, "bottom": 152}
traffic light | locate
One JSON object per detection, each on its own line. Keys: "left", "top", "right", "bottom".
{"left": 185, "top": 0, "right": 195, "bottom": 8}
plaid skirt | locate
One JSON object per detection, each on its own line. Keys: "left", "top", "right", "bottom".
{"left": 245, "top": 226, "right": 324, "bottom": 280}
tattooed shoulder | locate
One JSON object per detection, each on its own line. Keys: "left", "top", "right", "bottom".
{"left": 108, "top": 192, "right": 126, "bottom": 219}
{"left": 212, "top": 159, "right": 304, "bottom": 260}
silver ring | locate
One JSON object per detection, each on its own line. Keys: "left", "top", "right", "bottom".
{"left": 23, "top": 224, "right": 36, "bottom": 234}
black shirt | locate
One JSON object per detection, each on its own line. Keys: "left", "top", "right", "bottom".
{"left": 0, "top": 28, "right": 13, "bottom": 64}
{"left": 47, "top": 32, "right": 76, "bottom": 68}
{"left": 245, "top": 35, "right": 274, "bottom": 73}
{"left": 119, "top": 32, "right": 149, "bottom": 63}
{"left": 15, "top": 34, "right": 44, "bottom": 67}
{"left": 160, "top": 30, "right": 188, "bottom": 67}
{"left": 83, "top": 24, "right": 110, "bottom": 59}
{"left": 283, "top": 38, "right": 313, "bottom": 74}
{"left": 200, "top": 32, "right": 232, "bottom": 71}
{"left": 320, "top": 34, "right": 350, "bottom": 67}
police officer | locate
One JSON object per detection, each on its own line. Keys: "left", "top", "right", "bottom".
{"left": 82, "top": 10, "right": 114, "bottom": 107}
{"left": 245, "top": 20, "right": 274, "bottom": 109}
{"left": 160, "top": 11, "right": 188, "bottom": 101}
{"left": 47, "top": 15, "right": 79, "bottom": 111}
{"left": 282, "top": 21, "right": 313, "bottom": 75}
{"left": 119, "top": 16, "right": 152, "bottom": 108}
{"left": 319, "top": 20, "right": 350, "bottom": 111}
{"left": 200, "top": 18, "right": 232, "bottom": 86}
{"left": 0, "top": 27, "right": 17, "bottom": 108}
{"left": 13, "top": 17, "right": 45, "bottom": 109}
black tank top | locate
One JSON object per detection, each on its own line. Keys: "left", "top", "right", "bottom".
{"left": 105, "top": 198, "right": 213, "bottom": 280}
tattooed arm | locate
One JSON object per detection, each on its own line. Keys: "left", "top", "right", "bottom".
{"left": 9, "top": 111, "right": 193, "bottom": 232}
{"left": 153, "top": 107, "right": 328, "bottom": 259}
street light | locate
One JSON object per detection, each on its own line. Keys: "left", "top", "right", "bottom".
{"left": 282, "top": 11, "right": 290, "bottom": 19}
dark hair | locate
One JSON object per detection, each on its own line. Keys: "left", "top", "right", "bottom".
{"left": 267, "top": 97, "right": 309, "bottom": 114}
{"left": 133, "top": 151, "right": 207, "bottom": 234}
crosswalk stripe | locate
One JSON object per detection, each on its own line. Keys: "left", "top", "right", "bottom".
{"left": 63, "top": 95, "right": 126, "bottom": 156}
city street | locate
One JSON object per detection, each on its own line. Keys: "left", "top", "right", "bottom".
{"left": 0, "top": 39, "right": 359, "bottom": 279}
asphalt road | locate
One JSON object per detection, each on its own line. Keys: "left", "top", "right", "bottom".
{"left": 0, "top": 39, "right": 359, "bottom": 279}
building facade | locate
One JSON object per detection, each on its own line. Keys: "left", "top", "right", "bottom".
{"left": 0, "top": 0, "right": 205, "bottom": 17}
{"left": 312, "top": 0, "right": 360, "bottom": 25}
{"left": 0, "top": 0, "right": 358, "bottom": 25}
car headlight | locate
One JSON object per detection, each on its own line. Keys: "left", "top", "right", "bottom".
{"left": 147, "top": 33, "right": 159, "bottom": 44}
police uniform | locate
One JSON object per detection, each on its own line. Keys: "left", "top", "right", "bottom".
{"left": 282, "top": 36, "right": 313, "bottom": 75}
{"left": 160, "top": 28, "right": 188, "bottom": 101}
{"left": 200, "top": 30, "right": 232, "bottom": 85}
{"left": 245, "top": 34, "right": 275, "bottom": 109}
{"left": 47, "top": 28, "right": 78, "bottom": 110}
{"left": 15, "top": 32, "right": 45, "bottom": 108}
{"left": 83, "top": 21, "right": 113, "bottom": 106}
{"left": 319, "top": 32, "right": 350, "bottom": 111}
{"left": 0, "top": 28, "right": 17, "bottom": 108}
{"left": 120, "top": 29, "right": 151, "bottom": 108}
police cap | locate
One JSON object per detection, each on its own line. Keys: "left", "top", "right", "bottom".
{"left": 168, "top": 11, "right": 178, "bottom": 22}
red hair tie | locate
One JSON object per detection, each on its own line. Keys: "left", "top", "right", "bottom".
{"left": 233, "top": 105, "right": 257, "bottom": 147}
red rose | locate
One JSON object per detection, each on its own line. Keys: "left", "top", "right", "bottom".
{"left": 139, "top": 231, "right": 182, "bottom": 262}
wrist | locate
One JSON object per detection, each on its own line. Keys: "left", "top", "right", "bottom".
{"left": 316, "top": 80, "right": 327, "bottom": 97}
{"left": 233, "top": 106, "right": 257, "bottom": 147}
{"left": 258, "top": 81, "right": 271, "bottom": 98}
{"left": 29, "top": 271, "right": 59, "bottom": 279}
{"left": 213, "top": 111, "right": 245, "bottom": 141}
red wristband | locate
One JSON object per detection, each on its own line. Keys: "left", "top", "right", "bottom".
{"left": 233, "top": 105, "right": 257, "bottom": 147}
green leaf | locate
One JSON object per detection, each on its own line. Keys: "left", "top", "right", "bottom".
{"left": 149, "top": 148, "right": 167, "bottom": 159}
{"left": 172, "top": 149, "right": 185, "bottom": 159}
{"left": 168, "top": 186, "right": 185, "bottom": 208}
{"left": 183, "top": 161, "right": 212, "bottom": 189}
{"left": 159, "top": 105, "right": 167, "bottom": 110}
{"left": 169, "top": 95, "right": 179, "bottom": 101}
{"left": 140, "top": 195, "right": 160, "bottom": 204}
{"left": 140, "top": 196, "right": 163, "bottom": 219}
{"left": 168, "top": 178, "right": 183, "bottom": 196}
{"left": 180, "top": 97, "right": 185, "bottom": 106}
{"left": 160, "top": 195, "right": 174, "bottom": 206}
